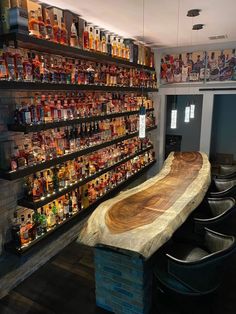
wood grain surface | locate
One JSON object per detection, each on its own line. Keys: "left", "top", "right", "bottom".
{"left": 105, "top": 152, "right": 203, "bottom": 233}
{"left": 78, "top": 152, "right": 211, "bottom": 258}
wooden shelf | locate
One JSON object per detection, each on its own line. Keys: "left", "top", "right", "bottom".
{"left": 8, "top": 108, "right": 154, "bottom": 133}
{"left": 0, "top": 33, "right": 155, "bottom": 72}
{"left": 17, "top": 145, "right": 153, "bottom": 209}
{"left": 6, "top": 159, "right": 156, "bottom": 255}
{"left": 0, "top": 126, "right": 157, "bottom": 180}
{"left": 0, "top": 80, "right": 158, "bottom": 92}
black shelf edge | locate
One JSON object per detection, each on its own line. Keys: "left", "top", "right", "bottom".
{"left": 8, "top": 159, "right": 156, "bottom": 255}
{"left": 199, "top": 87, "right": 236, "bottom": 91}
{"left": 0, "top": 80, "right": 158, "bottom": 92}
{"left": 17, "top": 145, "right": 153, "bottom": 209}
{"left": 0, "top": 126, "right": 157, "bottom": 180}
{"left": 8, "top": 108, "right": 154, "bottom": 133}
{"left": 0, "top": 33, "right": 155, "bottom": 72}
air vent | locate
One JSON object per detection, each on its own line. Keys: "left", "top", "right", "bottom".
{"left": 209, "top": 35, "right": 228, "bottom": 40}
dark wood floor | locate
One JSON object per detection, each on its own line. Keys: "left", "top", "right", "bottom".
{"left": 0, "top": 241, "right": 236, "bottom": 314}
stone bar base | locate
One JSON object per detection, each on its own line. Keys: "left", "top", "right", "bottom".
{"left": 94, "top": 248, "right": 152, "bottom": 314}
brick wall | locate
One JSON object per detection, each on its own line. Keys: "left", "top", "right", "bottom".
{"left": 95, "top": 248, "right": 153, "bottom": 314}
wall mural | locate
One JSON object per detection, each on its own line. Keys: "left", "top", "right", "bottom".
{"left": 161, "top": 49, "right": 236, "bottom": 84}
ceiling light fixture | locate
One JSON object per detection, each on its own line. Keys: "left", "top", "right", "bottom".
{"left": 187, "top": 9, "right": 201, "bottom": 17}
{"left": 192, "top": 24, "right": 204, "bottom": 30}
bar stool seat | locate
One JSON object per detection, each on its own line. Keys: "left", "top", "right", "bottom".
{"left": 194, "top": 197, "right": 236, "bottom": 235}
{"left": 153, "top": 228, "right": 235, "bottom": 296}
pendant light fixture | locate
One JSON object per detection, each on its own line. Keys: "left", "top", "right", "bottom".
{"left": 184, "top": 8, "right": 202, "bottom": 122}
{"left": 170, "top": 95, "right": 177, "bottom": 129}
{"left": 139, "top": 0, "right": 146, "bottom": 138}
{"left": 170, "top": 0, "right": 180, "bottom": 130}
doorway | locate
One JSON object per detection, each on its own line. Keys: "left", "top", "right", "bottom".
{"left": 210, "top": 94, "right": 236, "bottom": 165}
{"left": 165, "top": 95, "right": 203, "bottom": 158}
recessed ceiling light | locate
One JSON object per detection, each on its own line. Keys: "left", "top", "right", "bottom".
{"left": 187, "top": 9, "right": 201, "bottom": 17}
{"left": 192, "top": 24, "right": 204, "bottom": 30}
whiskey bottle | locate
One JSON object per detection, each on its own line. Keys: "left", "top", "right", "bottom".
{"left": 70, "top": 19, "right": 79, "bottom": 47}
{"left": 37, "top": 8, "right": 46, "bottom": 39}
{"left": 46, "top": 169, "right": 54, "bottom": 194}
{"left": 57, "top": 200, "right": 64, "bottom": 222}
{"left": 52, "top": 167, "right": 59, "bottom": 192}
{"left": 20, "top": 214, "right": 29, "bottom": 245}
{"left": 60, "top": 17, "right": 68, "bottom": 45}
{"left": 39, "top": 207, "right": 47, "bottom": 233}
{"left": 14, "top": 49, "right": 24, "bottom": 81}
{"left": 53, "top": 14, "right": 61, "bottom": 43}
{"left": 63, "top": 194, "right": 70, "bottom": 219}
{"left": 45, "top": 9, "right": 54, "bottom": 41}
{"left": 11, "top": 211, "right": 21, "bottom": 248}
{"left": 28, "top": 10, "right": 40, "bottom": 38}
{"left": 83, "top": 21, "right": 89, "bottom": 50}
{"left": 89, "top": 26, "right": 94, "bottom": 50}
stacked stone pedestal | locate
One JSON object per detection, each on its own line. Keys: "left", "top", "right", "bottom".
{"left": 94, "top": 247, "right": 152, "bottom": 314}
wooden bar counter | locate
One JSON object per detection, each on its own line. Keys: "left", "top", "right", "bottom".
{"left": 78, "top": 151, "right": 211, "bottom": 314}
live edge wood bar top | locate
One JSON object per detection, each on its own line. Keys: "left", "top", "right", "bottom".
{"left": 78, "top": 152, "right": 211, "bottom": 259}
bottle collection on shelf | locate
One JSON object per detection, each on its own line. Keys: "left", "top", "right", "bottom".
{"left": 0, "top": 0, "right": 155, "bottom": 67}
{"left": 0, "top": 46, "right": 157, "bottom": 87}
{"left": 10, "top": 111, "right": 155, "bottom": 172}
{"left": 23, "top": 137, "right": 151, "bottom": 201}
{"left": 13, "top": 92, "right": 154, "bottom": 125}
{"left": 11, "top": 150, "right": 155, "bottom": 250}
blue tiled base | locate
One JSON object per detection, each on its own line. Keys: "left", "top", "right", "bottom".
{"left": 94, "top": 248, "right": 152, "bottom": 314}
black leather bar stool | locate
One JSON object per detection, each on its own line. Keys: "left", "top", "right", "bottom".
{"left": 209, "top": 178, "right": 236, "bottom": 199}
{"left": 194, "top": 197, "right": 236, "bottom": 235}
{"left": 153, "top": 228, "right": 235, "bottom": 297}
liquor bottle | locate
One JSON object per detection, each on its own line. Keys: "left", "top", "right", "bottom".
{"left": 32, "top": 173, "right": 42, "bottom": 201}
{"left": 45, "top": 9, "right": 54, "bottom": 41}
{"left": 27, "top": 213, "right": 36, "bottom": 241}
{"left": 47, "top": 204, "right": 56, "bottom": 228}
{"left": 94, "top": 28, "right": 100, "bottom": 52}
{"left": 14, "top": 49, "right": 24, "bottom": 81}
{"left": 57, "top": 200, "right": 64, "bottom": 222}
{"left": 70, "top": 19, "right": 79, "bottom": 47}
{"left": 37, "top": 8, "right": 46, "bottom": 39}
{"left": 52, "top": 167, "right": 59, "bottom": 192}
{"left": 117, "top": 38, "right": 122, "bottom": 58}
{"left": 32, "top": 53, "right": 41, "bottom": 82}
{"left": 83, "top": 21, "right": 89, "bottom": 50}
{"left": 20, "top": 214, "right": 30, "bottom": 245}
{"left": 106, "top": 33, "right": 112, "bottom": 56}
{"left": 86, "top": 63, "right": 95, "bottom": 84}
{"left": 71, "top": 190, "right": 78, "bottom": 212}
{"left": 58, "top": 164, "right": 66, "bottom": 189}
{"left": 39, "top": 207, "right": 47, "bottom": 233}
{"left": 100, "top": 30, "right": 106, "bottom": 53}
{"left": 111, "top": 35, "right": 117, "bottom": 57}
{"left": 28, "top": 10, "right": 40, "bottom": 38}
{"left": 68, "top": 193, "right": 73, "bottom": 216}
{"left": 60, "top": 17, "right": 68, "bottom": 45}
{"left": 32, "top": 210, "right": 42, "bottom": 237}
{"left": 0, "top": 51, "right": 7, "bottom": 80}
{"left": 53, "top": 14, "right": 61, "bottom": 43}
{"left": 89, "top": 26, "right": 94, "bottom": 50}
{"left": 63, "top": 194, "right": 70, "bottom": 219}
{"left": 4, "top": 47, "right": 16, "bottom": 81}
{"left": 46, "top": 169, "right": 54, "bottom": 194}
{"left": 10, "top": 145, "right": 19, "bottom": 171}
{"left": 52, "top": 201, "right": 58, "bottom": 224}
{"left": 11, "top": 211, "right": 21, "bottom": 248}
{"left": 30, "top": 96, "right": 38, "bottom": 124}
{"left": 82, "top": 186, "right": 89, "bottom": 209}
{"left": 23, "top": 51, "right": 33, "bottom": 82}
